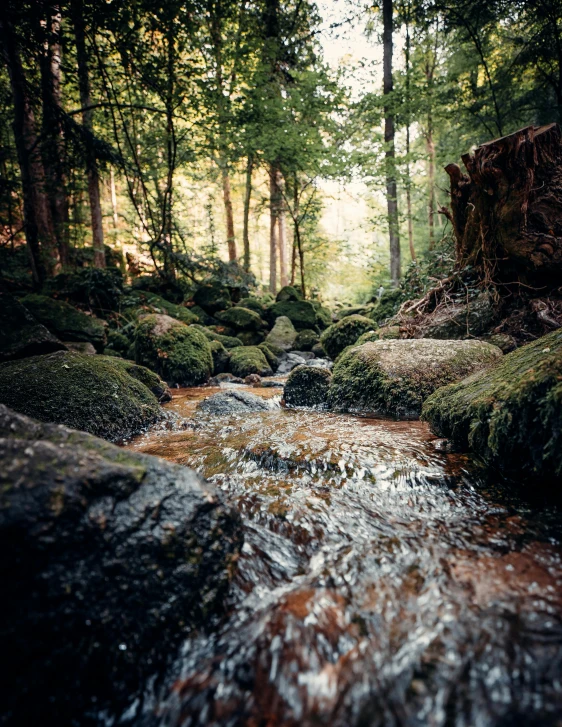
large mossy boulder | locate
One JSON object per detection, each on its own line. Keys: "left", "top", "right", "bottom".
{"left": 191, "top": 324, "right": 243, "bottom": 349}
{"left": 0, "top": 350, "right": 162, "bottom": 440}
{"left": 216, "top": 306, "right": 264, "bottom": 331}
{"left": 276, "top": 285, "right": 302, "bottom": 302}
{"left": 20, "top": 293, "right": 106, "bottom": 351}
{"left": 329, "top": 339, "right": 502, "bottom": 418}
{"left": 422, "top": 329, "right": 562, "bottom": 484}
{"left": 237, "top": 296, "right": 267, "bottom": 316}
{"left": 229, "top": 346, "right": 272, "bottom": 378}
{"left": 102, "top": 356, "right": 172, "bottom": 402}
{"left": 0, "top": 293, "right": 66, "bottom": 362}
{"left": 131, "top": 290, "right": 199, "bottom": 324}
{"left": 209, "top": 339, "right": 230, "bottom": 374}
{"left": 269, "top": 300, "right": 318, "bottom": 330}
{"left": 265, "top": 315, "right": 297, "bottom": 351}
{"left": 284, "top": 365, "right": 332, "bottom": 409}
{"left": 193, "top": 283, "right": 232, "bottom": 314}
{"left": 0, "top": 404, "right": 242, "bottom": 724}
{"left": 135, "top": 314, "right": 213, "bottom": 386}
{"left": 320, "top": 315, "right": 375, "bottom": 360}
{"left": 294, "top": 328, "right": 320, "bottom": 351}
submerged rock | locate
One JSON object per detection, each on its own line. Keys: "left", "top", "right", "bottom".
{"left": 197, "top": 389, "right": 272, "bottom": 415}
{"left": 320, "top": 314, "right": 375, "bottom": 360}
{"left": 229, "top": 346, "right": 273, "bottom": 378}
{"left": 0, "top": 350, "right": 163, "bottom": 440}
{"left": 265, "top": 315, "right": 297, "bottom": 351}
{"left": 284, "top": 365, "right": 332, "bottom": 409}
{"left": 0, "top": 293, "right": 66, "bottom": 361}
{"left": 0, "top": 405, "right": 242, "bottom": 724}
{"left": 20, "top": 293, "right": 107, "bottom": 351}
{"left": 329, "top": 339, "right": 502, "bottom": 418}
{"left": 135, "top": 314, "right": 213, "bottom": 386}
{"left": 422, "top": 329, "right": 562, "bottom": 484}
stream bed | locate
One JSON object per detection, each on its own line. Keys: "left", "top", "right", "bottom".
{"left": 124, "top": 381, "right": 562, "bottom": 727}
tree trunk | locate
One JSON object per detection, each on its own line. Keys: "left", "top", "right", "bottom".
{"left": 0, "top": 11, "right": 59, "bottom": 284}
{"left": 40, "top": 3, "right": 70, "bottom": 267}
{"left": 383, "top": 0, "right": 401, "bottom": 285}
{"left": 427, "top": 114, "right": 436, "bottom": 250}
{"left": 110, "top": 168, "right": 119, "bottom": 243}
{"left": 290, "top": 176, "right": 298, "bottom": 285}
{"left": 404, "top": 13, "right": 416, "bottom": 262}
{"left": 242, "top": 154, "right": 253, "bottom": 272}
{"left": 443, "top": 123, "right": 562, "bottom": 282}
{"left": 221, "top": 163, "right": 237, "bottom": 262}
{"left": 269, "top": 164, "right": 278, "bottom": 294}
{"left": 276, "top": 169, "right": 288, "bottom": 287}
{"left": 72, "top": 0, "right": 105, "bottom": 269}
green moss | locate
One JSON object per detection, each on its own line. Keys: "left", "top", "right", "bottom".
{"left": 356, "top": 326, "right": 400, "bottom": 345}
{"left": 236, "top": 331, "right": 265, "bottom": 346}
{"left": 258, "top": 343, "right": 279, "bottom": 369}
{"left": 21, "top": 294, "right": 106, "bottom": 350}
{"left": 238, "top": 297, "right": 267, "bottom": 315}
{"left": 294, "top": 329, "right": 320, "bottom": 351}
{"left": 132, "top": 290, "right": 199, "bottom": 324}
{"left": 284, "top": 366, "right": 331, "bottom": 409}
{"left": 276, "top": 285, "right": 302, "bottom": 302}
{"left": 188, "top": 304, "right": 217, "bottom": 326}
{"left": 329, "top": 339, "right": 502, "bottom": 418}
{"left": 193, "top": 283, "right": 232, "bottom": 313}
{"left": 421, "top": 329, "right": 562, "bottom": 482}
{"left": 134, "top": 315, "right": 213, "bottom": 386}
{"left": 368, "top": 289, "right": 403, "bottom": 324}
{"left": 0, "top": 293, "right": 65, "bottom": 362}
{"left": 320, "top": 315, "right": 375, "bottom": 360}
{"left": 100, "top": 356, "right": 171, "bottom": 402}
{"left": 269, "top": 300, "right": 318, "bottom": 330}
{"left": 216, "top": 306, "right": 264, "bottom": 331}
{"left": 229, "top": 346, "right": 272, "bottom": 378}
{"left": 0, "top": 350, "right": 161, "bottom": 441}
{"left": 311, "top": 301, "right": 333, "bottom": 330}
{"left": 105, "top": 330, "right": 131, "bottom": 356}
{"left": 191, "top": 325, "right": 243, "bottom": 349}
{"left": 311, "top": 342, "right": 326, "bottom": 358}
{"left": 209, "top": 340, "right": 230, "bottom": 375}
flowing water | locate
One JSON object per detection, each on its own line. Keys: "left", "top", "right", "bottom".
{"left": 124, "top": 381, "right": 562, "bottom": 727}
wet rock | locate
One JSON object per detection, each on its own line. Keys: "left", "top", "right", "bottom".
{"left": 21, "top": 293, "right": 107, "bottom": 351}
{"left": 197, "top": 389, "right": 272, "bottom": 415}
{"left": 329, "top": 339, "right": 502, "bottom": 418}
{"left": 276, "top": 352, "right": 307, "bottom": 375}
{"left": 209, "top": 339, "right": 230, "bottom": 375}
{"left": 311, "top": 341, "right": 326, "bottom": 357}
{"left": 216, "top": 306, "right": 265, "bottom": 331}
{"left": 268, "top": 300, "right": 318, "bottom": 330}
{"left": 193, "top": 283, "right": 232, "bottom": 313}
{"left": 265, "top": 315, "right": 297, "bottom": 351}
{"left": 320, "top": 315, "right": 376, "bottom": 360}
{"left": 244, "top": 373, "right": 262, "bottom": 385}
{"left": 0, "top": 350, "right": 163, "bottom": 440}
{"left": 229, "top": 346, "right": 273, "bottom": 378}
{"left": 288, "top": 350, "right": 315, "bottom": 360}
{"left": 135, "top": 314, "right": 213, "bottom": 386}
{"left": 284, "top": 365, "right": 332, "bottom": 409}
{"left": 0, "top": 293, "right": 66, "bottom": 361}
{"left": 294, "top": 328, "right": 320, "bottom": 351}
{"left": 258, "top": 342, "right": 280, "bottom": 371}
{"left": 422, "top": 292, "right": 497, "bottom": 339}
{"left": 63, "top": 340, "right": 96, "bottom": 354}
{"left": 209, "top": 373, "right": 244, "bottom": 385}
{"left": 422, "top": 329, "right": 562, "bottom": 484}
{"left": 0, "top": 405, "right": 242, "bottom": 724}
{"left": 276, "top": 285, "right": 302, "bottom": 302}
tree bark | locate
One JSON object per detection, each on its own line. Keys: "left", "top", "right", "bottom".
{"left": 443, "top": 123, "right": 562, "bottom": 282}
{"left": 404, "top": 11, "right": 416, "bottom": 262}
{"left": 221, "top": 164, "right": 237, "bottom": 261}
{"left": 72, "top": 0, "right": 105, "bottom": 269}
{"left": 242, "top": 155, "right": 253, "bottom": 272}
{"left": 290, "top": 176, "right": 298, "bottom": 285}
{"left": 0, "top": 11, "right": 59, "bottom": 284}
{"left": 269, "top": 164, "right": 278, "bottom": 294}
{"left": 383, "top": 0, "right": 401, "bottom": 285}
{"left": 110, "top": 168, "right": 119, "bottom": 243}
{"left": 427, "top": 115, "right": 436, "bottom": 250}
{"left": 276, "top": 169, "right": 288, "bottom": 287}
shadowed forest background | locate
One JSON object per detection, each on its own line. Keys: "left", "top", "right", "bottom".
{"left": 1, "top": 0, "right": 560, "bottom": 304}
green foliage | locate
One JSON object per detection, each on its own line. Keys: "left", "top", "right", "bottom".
{"left": 42, "top": 268, "right": 124, "bottom": 314}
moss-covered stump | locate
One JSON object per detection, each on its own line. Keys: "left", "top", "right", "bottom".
{"left": 191, "top": 324, "right": 243, "bottom": 349}
{"left": 21, "top": 293, "right": 107, "bottom": 351}
{"left": 294, "top": 328, "right": 320, "bottom": 351}
{"left": 329, "top": 339, "right": 502, "bottom": 418}
{"left": 0, "top": 404, "right": 242, "bottom": 725}
{"left": 422, "top": 329, "right": 562, "bottom": 483}
{"left": 210, "top": 339, "right": 230, "bottom": 374}
{"left": 269, "top": 300, "right": 318, "bottom": 330}
{"left": 229, "top": 346, "right": 273, "bottom": 378}
{"left": 276, "top": 285, "right": 302, "bottom": 302}
{"left": 0, "top": 293, "right": 66, "bottom": 361}
{"left": 266, "top": 315, "right": 297, "bottom": 351}
{"left": 216, "top": 306, "right": 264, "bottom": 331}
{"left": 135, "top": 314, "right": 213, "bottom": 386}
{"left": 284, "top": 365, "right": 332, "bottom": 409}
{"left": 320, "top": 315, "right": 375, "bottom": 360}
{"left": 193, "top": 283, "right": 232, "bottom": 313}
{"left": 0, "top": 350, "right": 162, "bottom": 440}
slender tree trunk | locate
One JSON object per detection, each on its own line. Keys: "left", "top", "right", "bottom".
{"left": 383, "top": 0, "right": 401, "bottom": 285}
{"left": 110, "top": 168, "right": 119, "bottom": 242}
{"left": 290, "top": 177, "right": 298, "bottom": 285}
{"left": 269, "top": 164, "right": 278, "bottom": 294}
{"left": 427, "top": 112, "right": 436, "bottom": 250}
{"left": 162, "top": 24, "right": 176, "bottom": 280}
{"left": 72, "top": 0, "right": 105, "bottom": 268}
{"left": 276, "top": 169, "right": 287, "bottom": 287}
{"left": 40, "top": 3, "right": 69, "bottom": 266}
{"left": 242, "top": 154, "right": 253, "bottom": 271}
{"left": 404, "top": 8, "right": 416, "bottom": 262}
{"left": 295, "top": 220, "right": 306, "bottom": 300}
{"left": 0, "top": 11, "right": 59, "bottom": 284}
{"left": 221, "top": 163, "right": 237, "bottom": 261}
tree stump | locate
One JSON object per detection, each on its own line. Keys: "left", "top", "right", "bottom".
{"left": 443, "top": 123, "right": 562, "bottom": 284}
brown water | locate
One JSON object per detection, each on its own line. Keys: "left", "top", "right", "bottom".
{"left": 124, "top": 383, "right": 562, "bottom": 727}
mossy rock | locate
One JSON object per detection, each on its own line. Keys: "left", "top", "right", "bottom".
{"left": 258, "top": 343, "right": 279, "bottom": 370}
{"left": 320, "top": 315, "right": 375, "bottom": 360}
{"left": 236, "top": 330, "right": 266, "bottom": 346}
{"left": 269, "top": 300, "right": 318, "bottom": 330}
{"left": 238, "top": 297, "right": 267, "bottom": 316}
{"left": 356, "top": 326, "right": 401, "bottom": 345}
{"left": 189, "top": 304, "right": 217, "bottom": 326}
{"left": 421, "top": 329, "right": 562, "bottom": 484}
{"left": 209, "top": 340, "right": 230, "bottom": 375}
{"left": 0, "top": 350, "right": 162, "bottom": 440}
{"left": 193, "top": 283, "right": 232, "bottom": 314}
{"left": 105, "top": 330, "right": 131, "bottom": 357}
{"left": 311, "top": 301, "right": 333, "bottom": 330}
{"left": 132, "top": 290, "right": 199, "bottom": 324}
{"left": 0, "top": 293, "right": 66, "bottom": 362}
{"left": 191, "top": 325, "right": 243, "bottom": 349}
{"left": 294, "top": 329, "right": 320, "bottom": 351}
{"left": 216, "top": 306, "right": 264, "bottom": 331}
{"left": 284, "top": 366, "right": 331, "bottom": 409}
{"left": 421, "top": 293, "right": 497, "bottom": 339}
{"left": 21, "top": 294, "right": 106, "bottom": 351}
{"left": 368, "top": 289, "right": 403, "bottom": 324}
{"left": 311, "top": 341, "right": 326, "bottom": 358}
{"left": 134, "top": 314, "right": 213, "bottom": 386}
{"left": 229, "top": 346, "right": 272, "bottom": 378}
{"left": 42, "top": 267, "right": 124, "bottom": 313}
{"left": 208, "top": 324, "right": 236, "bottom": 337}
{"left": 329, "top": 339, "right": 503, "bottom": 418}
{"left": 102, "top": 348, "right": 123, "bottom": 358}
{"left": 276, "top": 285, "right": 302, "bottom": 302}
{"left": 335, "top": 305, "right": 373, "bottom": 321}
{"left": 265, "top": 315, "right": 297, "bottom": 351}
{"left": 101, "top": 356, "right": 172, "bottom": 402}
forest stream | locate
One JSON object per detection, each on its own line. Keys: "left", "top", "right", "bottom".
{"left": 122, "top": 379, "right": 562, "bottom": 727}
